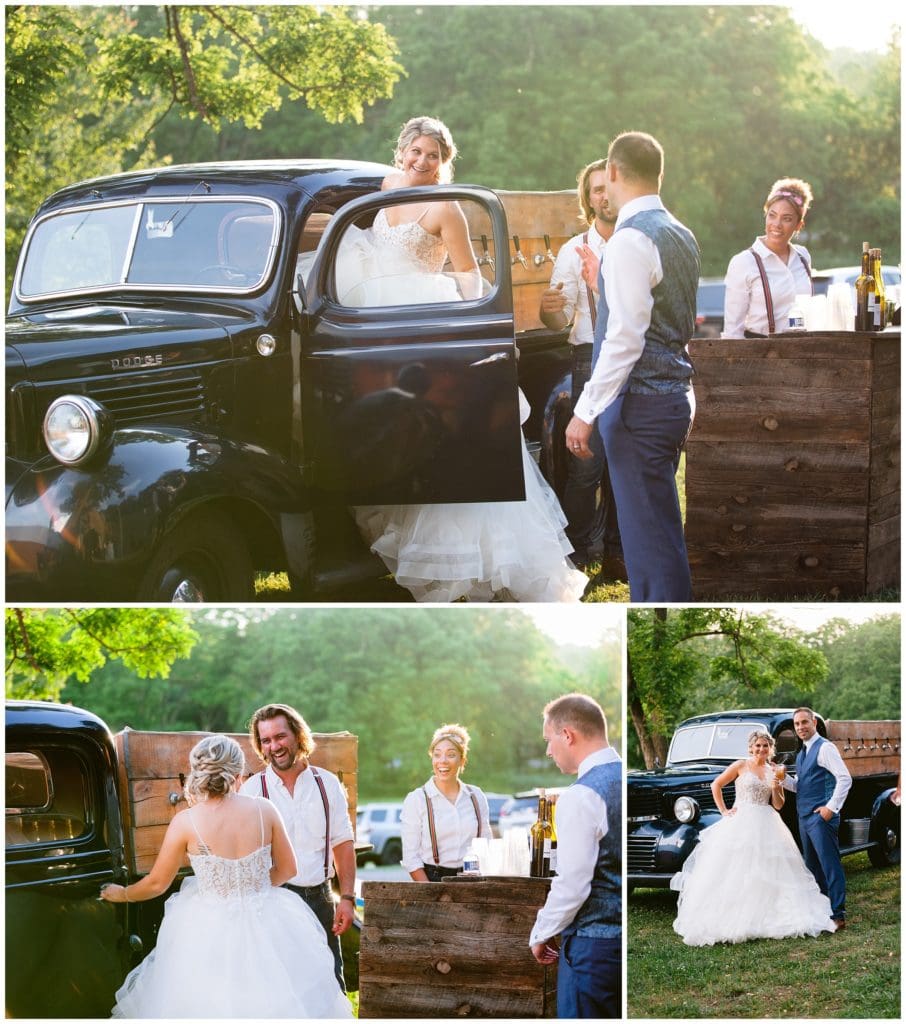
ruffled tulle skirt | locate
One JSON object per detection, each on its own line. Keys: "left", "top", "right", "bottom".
{"left": 112, "top": 878, "right": 353, "bottom": 1018}
{"left": 670, "top": 803, "right": 836, "bottom": 945}
{"left": 355, "top": 433, "right": 588, "bottom": 603}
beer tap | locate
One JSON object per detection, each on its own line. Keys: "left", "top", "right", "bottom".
{"left": 477, "top": 234, "right": 495, "bottom": 272}
{"left": 533, "top": 234, "right": 556, "bottom": 268}
{"left": 511, "top": 235, "right": 528, "bottom": 271}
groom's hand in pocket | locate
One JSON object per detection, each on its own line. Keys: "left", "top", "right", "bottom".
{"left": 814, "top": 806, "right": 834, "bottom": 822}
{"left": 531, "top": 940, "right": 560, "bottom": 965}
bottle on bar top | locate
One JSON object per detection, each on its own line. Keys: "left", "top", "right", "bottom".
{"left": 869, "top": 248, "right": 886, "bottom": 330}
{"left": 854, "top": 241, "right": 872, "bottom": 331}
{"left": 529, "top": 791, "right": 553, "bottom": 878}
{"left": 547, "top": 795, "right": 558, "bottom": 877}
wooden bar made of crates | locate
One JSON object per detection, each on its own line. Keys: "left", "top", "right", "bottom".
{"left": 358, "top": 877, "right": 558, "bottom": 1018}
{"left": 115, "top": 728, "right": 358, "bottom": 876}
{"left": 826, "top": 719, "right": 900, "bottom": 777}
{"left": 685, "top": 332, "right": 900, "bottom": 599}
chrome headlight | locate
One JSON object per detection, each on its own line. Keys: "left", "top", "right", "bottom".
{"left": 674, "top": 796, "right": 700, "bottom": 824}
{"left": 43, "top": 395, "right": 110, "bottom": 466}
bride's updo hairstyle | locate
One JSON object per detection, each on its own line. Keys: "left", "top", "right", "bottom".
{"left": 185, "top": 734, "right": 246, "bottom": 802}
{"left": 393, "top": 116, "right": 458, "bottom": 183}
{"left": 747, "top": 730, "right": 775, "bottom": 755}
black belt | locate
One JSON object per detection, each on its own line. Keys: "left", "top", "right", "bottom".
{"left": 284, "top": 881, "right": 331, "bottom": 898}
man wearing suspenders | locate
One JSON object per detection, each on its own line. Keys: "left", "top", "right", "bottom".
{"left": 539, "top": 159, "right": 623, "bottom": 579}
{"left": 240, "top": 703, "right": 356, "bottom": 990}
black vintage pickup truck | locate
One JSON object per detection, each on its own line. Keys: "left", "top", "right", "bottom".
{"left": 627, "top": 709, "right": 900, "bottom": 889}
{"left": 5, "top": 700, "right": 361, "bottom": 1018}
{"left": 5, "top": 161, "right": 579, "bottom": 601}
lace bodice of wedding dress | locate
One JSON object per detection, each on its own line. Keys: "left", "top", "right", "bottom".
{"left": 373, "top": 207, "right": 446, "bottom": 272}
{"left": 733, "top": 769, "right": 773, "bottom": 806}
{"left": 187, "top": 844, "right": 272, "bottom": 899}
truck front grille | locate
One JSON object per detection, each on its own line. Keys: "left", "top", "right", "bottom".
{"left": 627, "top": 834, "right": 658, "bottom": 873}
{"left": 628, "top": 791, "right": 662, "bottom": 818}
{"left": 9, "top": 371, "right": 209, "bottom": 460}
{"left": 87, "top": 372, "right": 206, "bottom": 424}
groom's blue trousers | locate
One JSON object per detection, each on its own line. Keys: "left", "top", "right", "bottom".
{"left": 799, "top": 811, "right": 846, "bottom": 920}
{"left": 557, "top": 934, "right": 621, "bottom": 1018}
{"left": 597, "top": 389, "right": 694, "bottom": 601}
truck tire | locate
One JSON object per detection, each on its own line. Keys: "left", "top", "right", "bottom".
{"left": 381, "top": 838, "right": 403, "bottom": 866}
{"left": 868, "top": 803, "right": 900, "bottom": 867}
{"left": 137, "top": 511, "right": 255, "bottom": 602}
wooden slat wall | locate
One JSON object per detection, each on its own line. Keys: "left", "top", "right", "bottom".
{"left": 466, "top": 190, "right": 583, "bottom": 335}
{"left": 826, "top": 720, "right": 901, "bottom": 777}
{"left": 685, "top": 333, "right": 900, "bottom": 598}
{"left": 115, "top": 729, "right": 358, "bottom": 876}
{"left": 359, "top": 878, "right": 558, "bottom": 1018}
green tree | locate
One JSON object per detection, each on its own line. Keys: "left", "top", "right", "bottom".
{"left": 61, "top": 608, "right": 620, "bottom": 799}
{"left": 627, "top": 607, "right": 827, "bottom": 768}
{"left": 5, "top": 608, "right": 199, "bottom": 702}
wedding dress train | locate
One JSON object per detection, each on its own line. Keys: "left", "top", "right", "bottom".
{"left": 670, "top": 770, "right": 836, "bottom": 945}
{"left": 111, "top": 818, "right": 352, "bottom": 1018}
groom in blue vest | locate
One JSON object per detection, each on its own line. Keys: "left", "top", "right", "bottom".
{"left": 565, "top": 130, "right": 699, "bottom": 601}
{"left": 783, "top": 707, "right": 852, "bottom": 929}
{"left": 530, "top": 693, "right": 621, "bottom": 1018}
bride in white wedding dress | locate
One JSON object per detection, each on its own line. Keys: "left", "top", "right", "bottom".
{"left": 349, "top": 115, "right": 587, "bottom": 603}
{"left": 671, "top": 730, "right": 836, "bottom": 946}
{"left": 100, "top": 735, "right": 352, "bottom": 1019}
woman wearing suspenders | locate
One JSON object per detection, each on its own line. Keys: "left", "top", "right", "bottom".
{"left": 400, "top": 723, "right": 492, "bottom": 882}
{"left": 722, "top": 178, "right": 814, "bottom": 338}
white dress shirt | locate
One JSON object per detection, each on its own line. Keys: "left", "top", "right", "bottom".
{"left": 400, "top": 779, "right": 491, "bottom": 872}
{"left": 573, "top": 195, "right": 666, "bottom": 424}
{"left": 239, "top": 764, "right": 354, "bottom": 886}
{"left": 782, "top": 735, "right": 853, "bottom": 814}
{"left": 548, "top": 222, "right": 609, "bottom": 346}
{"left": 529, "top": 746, "right": 621, "bottom": 946}
{"left": 722, "top": 236, "right": 813, "bottom": 337}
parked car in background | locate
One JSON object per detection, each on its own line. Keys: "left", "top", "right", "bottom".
{"left": 694, "top": 277, "right": 725, "bottom": 338}
{"left": 356, "top": 802, "right": 404, "bottom": 866}
{"left": 496, "top": 787, "right": 566, "bottom": 833}
{"left": 484, "top": 792, "right": 511, "bottom": 836}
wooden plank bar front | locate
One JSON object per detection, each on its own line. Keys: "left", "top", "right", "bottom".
{"left": 685, "top": 331, "right": 900, "bottom": 599}
{"left": 359, "top": 877, "right": 558, "bottom": 1018}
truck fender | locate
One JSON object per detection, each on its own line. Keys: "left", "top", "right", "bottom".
{"left": 6, "top": 427, "right": 308, "bottom": 597}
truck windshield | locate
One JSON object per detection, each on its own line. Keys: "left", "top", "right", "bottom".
{"left": 668, "top": 721, "right": 768, "bottom": 764}
{"left": 17, "top": 197, "right": 280, "bottom": 301}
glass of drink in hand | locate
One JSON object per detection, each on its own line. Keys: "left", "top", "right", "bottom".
{"left": 773, "top": 763, "right": 786, "bottom": 782}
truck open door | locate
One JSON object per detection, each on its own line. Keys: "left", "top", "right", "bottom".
{"left": 297, "top": 185, "right": 525, "bottom": 506}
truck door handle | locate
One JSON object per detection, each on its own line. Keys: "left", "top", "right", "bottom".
{"left": 469, "top": 351, "right": 511, "bottom": 367}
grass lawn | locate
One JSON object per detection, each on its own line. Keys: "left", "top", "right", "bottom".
{"left": 628, "top": 853, "right": 901, "bottom": 1019}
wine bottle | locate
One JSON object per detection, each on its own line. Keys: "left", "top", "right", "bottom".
{"left": 854, "top": 241, "right": 871, "bottom": 331}
{"left": 870, "top": 248, "right": 887, "bottom": 330}
{"left": 547, "top": 796, "right": 558, "bottom": 876}
{"left": 529, "top": 793, "right": 553, "bottom": 878}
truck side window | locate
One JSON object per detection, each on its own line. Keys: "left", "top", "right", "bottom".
{"left": 775, "top": 728, "right": 797, "bottom": 757}
{"left": 5, "top": 749, "right": 89, "bottom": 847}
{"left": 333, "top": 198, "right": 493, "bottom": 309}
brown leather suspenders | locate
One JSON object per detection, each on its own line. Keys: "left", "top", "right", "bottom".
{"left": 259, "top": 767, "right": 331, "bottom": 880}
